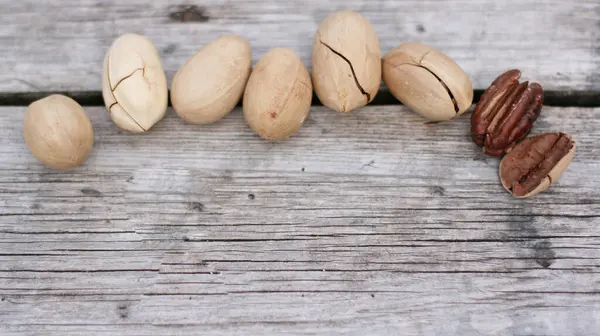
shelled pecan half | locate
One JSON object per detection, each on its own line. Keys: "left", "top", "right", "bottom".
{"left": 471, "top": 69, "right": 544, "bottom": 157}
{"left": 499, "top": 132, "right": 575, "bottom": 198}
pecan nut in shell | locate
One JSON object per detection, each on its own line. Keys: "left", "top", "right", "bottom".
{"left": 499, "top": 132, "right": 575, "bottom": 198}
{"left": 471, "top": 69, "right": 543, "bottom": 157}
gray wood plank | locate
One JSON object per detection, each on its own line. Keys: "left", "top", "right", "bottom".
{"left": 1, "top": 104, "right": 599, "bottom": 335}
{"left": 0, "top": 0, "right": 598, "bottom": 93}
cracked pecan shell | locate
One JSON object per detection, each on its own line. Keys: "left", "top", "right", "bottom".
{"left": 471, "top": 69, "right": 544, "bottom": 157}
{"left": 102, "top": 33, "right": 168, "bottom": 133}
{"left": 311, "top": 10, "right": 381, "bottom": 113}
{"left": 382, "top": 42, "right": 474, "bottom": 121}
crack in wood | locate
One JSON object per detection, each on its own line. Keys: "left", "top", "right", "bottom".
{"left": 168, "top": 5, "right": 210, "bottom": 23}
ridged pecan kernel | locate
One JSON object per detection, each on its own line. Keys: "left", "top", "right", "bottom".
{"left": 499, "top": 132, "right": 575, "bottom": 198}
{"left": 471, "top": 69, "right": 543, "bottom": 157}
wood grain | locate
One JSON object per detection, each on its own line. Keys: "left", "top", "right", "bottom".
{"left": 0, "top": 0, "right": 598, "bottom": 93}
{"left": 1, "top": 104, "right": 599, "bottom": 335}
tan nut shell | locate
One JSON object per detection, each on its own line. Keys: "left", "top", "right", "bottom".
{"left": 243, "top": 48, "right": 312, "bottom": 140}
{"left": 171, "top": 35, "right": 252, "bottom": 125}
{"left": 312, "top": 10, "right": 381, "bottom": 113}
{"left": 383, "top": 42, "right": 473, "bottom": 121}
{"left": 23, "top": 95, "right": 94, "bottom": 170}
{"left": 500, "top": 133, "right": 576, "bottom": 198}
{"left": 102, "top": 33, "right": 168, "bottom": 132}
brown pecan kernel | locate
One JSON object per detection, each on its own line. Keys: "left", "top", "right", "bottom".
{"left": 471, "top": 69, "right": 544, "bottom": 157}
{"left": 499, "top": 132, "right": 575, "bottom": 198}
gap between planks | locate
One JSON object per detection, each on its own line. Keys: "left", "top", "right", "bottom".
{"left": 0, "top": 89, "right": 599, "bottom": 107}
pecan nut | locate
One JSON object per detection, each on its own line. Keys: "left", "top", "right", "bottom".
{"left": 499, "top": 132, "right": 575, "bottom": 198}
{"left": 471, "top": 69, "right": 544, "bottom": 157}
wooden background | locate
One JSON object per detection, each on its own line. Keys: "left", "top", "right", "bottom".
{"left": 1, "top": 1, "right": 599, "bottom": 335}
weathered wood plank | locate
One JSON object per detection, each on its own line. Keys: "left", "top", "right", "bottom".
{"left": 0, "top": 0, "right": 598, "bottom": 93}
{"left": 1, "top": 104, "right": 599, "bottom": 335}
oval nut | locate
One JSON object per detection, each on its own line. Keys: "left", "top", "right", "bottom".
{"left": 312, "top": 10, "right": 381, "bottom": 113}
{"left": 382, "top": 42, "right": 473, "bottom": 121}
{"left": 171, "top": 35, "right": 252, "bottom": 125}
{"left": 23, "top": 95, "right": 94, "bottom": 170}
{"left": 102, "top": 33, "right": 168, "bottom": 132}
{"left": 243, "top": 48, "right": 313, "bottom": 141}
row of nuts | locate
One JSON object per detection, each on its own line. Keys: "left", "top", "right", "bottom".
{"left": 21, "top": 10, "right": 575, "bottom": 198}
{"left": 99, "top": 10, "right": 473, "bottom": 137}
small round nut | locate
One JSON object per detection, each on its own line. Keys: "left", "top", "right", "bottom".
{"left": 102, "top": 33, "right": 168, "bottom": 133}
{"left": 312, "top": 10, "right": 381, "bottom": 113}
{"left": 382, "top": 42, "right": 473, "bottom": 121}
{"left": 23, "top": 95, "right": 94, "bottom": 170}
{"left": 243, "top": 47, "right": 312, "bottom": 141}
{"left": 171, "top": 35, "right": 252, "bottom": 125}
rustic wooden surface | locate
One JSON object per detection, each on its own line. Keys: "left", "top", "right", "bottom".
{"left": 0, "top": 0, "right": 598, "bottom": 93}
{"left": 1, "top": 105, "right": 599, "bottom": 335}
{"left": 1, "top": 0, "right": 600, "bottom": 335}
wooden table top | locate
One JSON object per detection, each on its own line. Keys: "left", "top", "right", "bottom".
{"left": 1, "top": 1, "right": 599, "bottom": 335}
